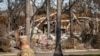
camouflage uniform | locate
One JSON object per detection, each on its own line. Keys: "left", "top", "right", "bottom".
{"left": 19, "top": 36, "right": 35, "bottom": 56}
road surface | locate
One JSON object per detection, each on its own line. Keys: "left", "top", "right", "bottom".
{"left": 0, "top": 49, "right": 100, "bottom": 56}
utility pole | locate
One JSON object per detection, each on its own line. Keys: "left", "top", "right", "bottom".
{"left": 53, "top": 0, "right": 63, "bottom": 56}
{"left": 47, "top": 0, "right": 50, "bottom": 39}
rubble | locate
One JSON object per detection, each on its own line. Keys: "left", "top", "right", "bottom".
{"left": 91, "top": 32, "right": 100, "bottom": 49}
{"left": 0, "top": 24, "right": 10, "bottom": 52}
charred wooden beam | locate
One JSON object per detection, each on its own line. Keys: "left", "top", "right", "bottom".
{"left": 35, "top": 12, "right": 57, "bottom": 22}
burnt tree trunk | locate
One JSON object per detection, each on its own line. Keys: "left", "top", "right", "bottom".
{"left": 25, "top": 0, "right": 31, "bottom": 41}
{"left": 54, "top": 0, "right": 63, "bottom": 56}
{"left": 47, "top": 0, "right": 50, "bottom": 39}
{"left": 69, "top": 0, "right": 74, "bottom": 37}
{"left": 7, "top": 0, "right": 11, "bottom": 32}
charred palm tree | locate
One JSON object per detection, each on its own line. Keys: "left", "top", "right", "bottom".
{"left": 53, "top": 0, "right": 63, "bottom": 56}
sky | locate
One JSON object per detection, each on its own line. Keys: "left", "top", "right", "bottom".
{"left": 0, "top": 0, "right": 68, "bottom": 11}
{"left": 0, "top": 0, "right": 7, "bottom": 11}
